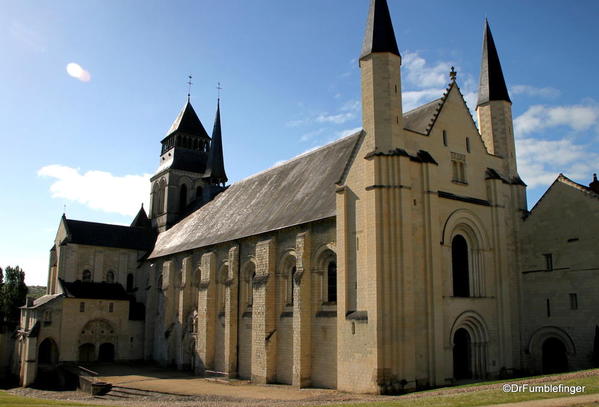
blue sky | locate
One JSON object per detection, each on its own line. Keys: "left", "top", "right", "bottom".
{"left": 2, "top": 0, "right": 598, "bottom": 285}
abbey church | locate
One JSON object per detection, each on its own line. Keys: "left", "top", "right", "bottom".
{"left": 12, "top": 0, "right": 599, "bottom": 394}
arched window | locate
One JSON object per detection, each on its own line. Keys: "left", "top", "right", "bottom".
{"left": 126, "top": 273, "right": 134, "bottom": 291}
{"left": 326, "top": 261, "right": 337, "bottom": 303}
{"left": 453, "top": 328, "right": 472, "bottom": 379}
{"left": 287, "top": 266, "right": 296, "bottom": 306}
{"left": 105, "top": 270, "right": 115, "bottom": 283}
{"left": 452, "top": 235, "right": 470, "bottom": 297}
{"left": 179, "top": 184, "right": 188, "bottom": 213}
{"left": 157, "top": 181, "right": 166, "bottom": 214}
{"left": 82, "top": 269, "right": 92, "bottom": 282}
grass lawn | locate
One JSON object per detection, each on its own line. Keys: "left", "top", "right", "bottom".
{"left": 328, "top": 373, "right": 599, "bottom": 407}
{"left": 0, "top": 391, "right": 114, "bottom": 407}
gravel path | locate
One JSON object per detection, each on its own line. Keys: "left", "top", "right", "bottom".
{"left": 6, "top": 368, "right": 599, "bottom": 407}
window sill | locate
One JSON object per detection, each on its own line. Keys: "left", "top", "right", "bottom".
{"left": 345, "top": 310, "right": 368, "bottom": 321}
{"left": 451, "top": 180, "right": 468, "bottom": 185}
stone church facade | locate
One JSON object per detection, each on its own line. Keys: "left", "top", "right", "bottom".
{"left": 12, "top": 0, "right": 595, "bottom": 395}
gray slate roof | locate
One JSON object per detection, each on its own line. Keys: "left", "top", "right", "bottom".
{"left": 477, "top": 20, "right": 511, "bottom": 106}
{"left": 149, "top": 132, "right": 363, "bottom": 259}
{"left": 360, "top": 0, "right": 400, "bottom": 59}
{"left": 403, "top": 98, "right": 443, "bottom": 134}
{"left": 64, "top": 217, "right": 156, "bottom": 251}
{"left": 164, "top": 100, "right": 210, "bottom": 140}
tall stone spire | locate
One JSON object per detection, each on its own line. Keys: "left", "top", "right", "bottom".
{"left": 206, "top": 100, "right": 228, "bottom": 185}
{"left": 360, "top": 0, "right": 400, "bottom": 59}
{"left": 477, "top": 19, "right": 511, "bottom": 106}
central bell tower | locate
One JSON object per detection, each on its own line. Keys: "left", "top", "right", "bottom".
{"left": 150, "top": 98, "right": 228, "bottom": 232}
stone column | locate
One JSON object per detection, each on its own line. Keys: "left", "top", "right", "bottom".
{"left": 196, "top": 252, "right": 216, "bottom": 374}
{"left": 224, "top": 245, "right": 239, "bottom": 377}
{"left": 21, "top": 336, "right": 38, "bottom": 386}
{"left": 251, "top": 238, "right": 277, "bottom": 384}
{"left": 161, "top": 260, "right": 177, "bottom": 366}
{"left": 292, "top": 232, "right": 312, "bottom": 387}
{"left": 176, "top": 256, "right": 194, "bottom": 369}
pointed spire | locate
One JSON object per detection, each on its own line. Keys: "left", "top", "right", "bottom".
{"left": 131, "top": 204, "right": 152, "bottom": 229}
{"left": 165, "top": 100, "right": 209, "bottom": 139}
{"left": 360, "top": 0, "right": 400, "bottom": 59}
{"left": 206, "top": 99, "right": 228, "bottom": 185}
{"left": 477, "top": 19, "right": 511, "bottom": 107}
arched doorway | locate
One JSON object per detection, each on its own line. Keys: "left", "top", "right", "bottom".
{"left": 452, "top": 235, "right": 469, "bottom": 297}
{"left": 78, "top": 343, "right": 95, "bottom": 362}
{"left": 98, "top": 343, "right": 115, "bottom": 362}
{"left": 37, "top": 338, "right": 60, "bottom": 388}
{"left": 453, "top": 328, "right": 472, "bottom": 380}
{"left": 38, "top": 338, "right": 59, "bottom": 365}
{"left": 542, "top": 337, "right": 568, "bottom": 373}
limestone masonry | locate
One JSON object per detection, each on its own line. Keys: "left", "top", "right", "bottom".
{"left": 10, "top": 0, "right": 599, "bottom": 394}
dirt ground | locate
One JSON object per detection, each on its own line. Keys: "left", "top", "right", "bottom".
{"left": 6, "top": 365, "right": 599, "bottom": 407}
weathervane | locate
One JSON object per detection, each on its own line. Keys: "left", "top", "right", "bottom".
{"left": 217, "top": 82, "right": 223, "bottom": 100}
{"left": 187, "top": 75, "right": 193, "bottom": 101}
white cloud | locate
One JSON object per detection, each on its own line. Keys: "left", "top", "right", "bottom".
{"left": 403, "top": 88, "right": 445, "bottom": 112}
{"left": 66, "top": 62, "right": 91, "bottom": 82}
{"left": 403, "top": 52, "right": 452, "bottom": 88}
{"left": 515, "top": 104, "right": 599, "bottom": 135}
{"left": 517, "top": 137, "right": 599, "bottom": 188}
{"left": 315, "top": 111, "right": 355, "bottom": 124}
{"left": 511, "top": 85, "right": 560, "bottom": 99}
{"left": 300, "top": 128, "right": 326, "bottom": 142}
{"left": 38, "top": 165, "right": 150, "bottom": 216}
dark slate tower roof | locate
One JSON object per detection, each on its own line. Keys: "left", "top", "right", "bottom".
{"left": 206, "top": 100, "right": 228, "bottom": 184}
{"left": 131, "top": 204, "right": 152, "bottom": 229}
{"left": 360, "top": 0, "right": 400, "bottom": 59}
{"left": 164, "top": 100, "right": 210, "bottom": 140}
{"left": 477, "top": 20, "right": 511, "bottom": 106}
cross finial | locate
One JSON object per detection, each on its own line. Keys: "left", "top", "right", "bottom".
{"left": 187, "top": 75, "right": 193, "bottom": 101}
{"left": 450, "top": 66, "right": 457, "bottom": 82}
{"left": 217, "top": 82, "right": 222, "bottom": 100}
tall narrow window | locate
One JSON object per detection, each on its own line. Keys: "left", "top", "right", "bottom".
{"left": 179, "top": 184, "right": 188, "bottom": 213}
{"left": 546, "top": 299, "right": 551, "bottom": 317}
{"left": 452, "top": 235, "right": 470, "bottom": 297}
{"left": 80, "top": 302, "right": 85, "bottom": 312}
{"left": 126, "top": 273, "right": 134, "bottom": 291}
{"left": 544, "top": 254, "right": 553, "bottom": 271}
{"left": 451, "top": 152, "right": 467, "bottom": 183}
{"left": 248, "top": 271, "right": 255, "bottom": 307}
{"left": 286, "top": 266, "right": 296, "bottom": 306}
{"left": 82, "top": 269, "right": 92, "bottom": 283}
{"left": 108, "top": 303, "right": 114, "bottom": 313}
{"left": 443, "top": 130, "right": 448, "bottom": 146}
{"left": 327, "top": 261, "right": 337, "bottom": 303}
{"left": 105, "top": 270, "right": 115, "bottom": 283}
{"left": 466, "top": 137, "right": 471, "bottom": 153}
{"left": 569, "top": 293, "right": 578, "bottom": 310}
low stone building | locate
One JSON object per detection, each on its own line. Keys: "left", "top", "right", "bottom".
{"left": 14, "top": 213, "right": 153, "bottom": 386}
{"left": 520, "top": 174, "right": 599, "bottom": 374}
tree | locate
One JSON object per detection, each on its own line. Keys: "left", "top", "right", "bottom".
{"left": 1, "top": 266, "right": 28, "bottom": 328}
